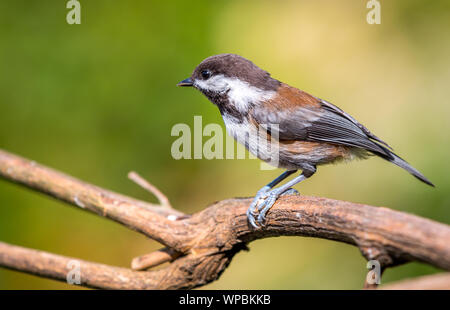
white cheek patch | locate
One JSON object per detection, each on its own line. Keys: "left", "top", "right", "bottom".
{"left": 194, "top": 74, "right": 229, "bottom": 93}
{"left": 194, "top": 75, "right": 275, "bottom": 113}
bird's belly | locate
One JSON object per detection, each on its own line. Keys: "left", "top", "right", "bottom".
{"left": 278, "top": 140, "right": 367, "bottom": 169}
{"left": 223, "top": 116, "right": 364, "bottom": 169}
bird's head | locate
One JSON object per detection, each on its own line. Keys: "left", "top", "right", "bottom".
{"left": 178, "top": 54, "right": 280, "bottom": 114}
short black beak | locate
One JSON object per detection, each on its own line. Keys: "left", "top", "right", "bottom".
{"left": 177, "top": 77, "right": 193, "bottom": 87}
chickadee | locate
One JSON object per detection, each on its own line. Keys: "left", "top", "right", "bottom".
{"left": 178, "top": 53, "right": 434, "bottom": 228}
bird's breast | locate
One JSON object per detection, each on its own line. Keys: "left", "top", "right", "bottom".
{"left": 222, "top": 114, "right": 283, "bottom": 166}
{"left": 222, "top": 115, "right": 254, "bottom": 148}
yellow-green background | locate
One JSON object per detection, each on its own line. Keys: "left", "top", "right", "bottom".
{"left": 0, "top": 0, "right": 449, "bottom": 289}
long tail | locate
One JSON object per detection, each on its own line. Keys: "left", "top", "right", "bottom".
{"left": 371, "top": 143, "right": 434, "bottom": 187}
{"left": 388, "top": 153, "right": 434, "bottom": 187}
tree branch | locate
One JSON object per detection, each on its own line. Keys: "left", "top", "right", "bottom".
{"left": 0, "top": 148, "right": 449, "bottom": 289}
{"left": 0, "top": 150, "right": 188, "bottom": 251}
{"left": 380, "top": 273, "right": 450, "bottom": 290}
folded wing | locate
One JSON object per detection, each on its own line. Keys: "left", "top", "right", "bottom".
{"left": 251, "top": 84, "right": 392, "bottom": 159}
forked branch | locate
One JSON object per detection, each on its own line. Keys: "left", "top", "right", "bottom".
{"left": 0, "top": 149, "right": 449, "bottom": 289}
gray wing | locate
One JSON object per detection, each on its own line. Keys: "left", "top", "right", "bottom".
{"left": 319, "top": 99, "right": 393, "bottom": 150}
{"left": 251, "top": 99, "right": 393, "bottom": 158}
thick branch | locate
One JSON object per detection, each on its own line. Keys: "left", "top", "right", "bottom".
{"left": 186, "top": 197, "right": 450, "bottom": 270}
{"left": 1, "top": 148, "right": 449, "bottom": 289}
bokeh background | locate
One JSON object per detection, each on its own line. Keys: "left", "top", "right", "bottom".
{"left": 0, "top": 0, "right": 449, "bottom": 289}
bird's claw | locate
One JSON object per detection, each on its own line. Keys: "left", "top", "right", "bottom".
{"left": 281, "top": 188, "right": 299, "bottom": 196}
{"left": 246, "top": 186, "right": 270, "bottom": 229}
{"left": 246, "top": 207, "right": 258, "bottom": 228}
{"left": 246, "top": 187, "right": 299, "bottom": 229}
{"left": 256, "top": 192, "right": 279, "bottom": 225}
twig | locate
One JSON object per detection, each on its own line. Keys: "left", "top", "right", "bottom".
{"left": 128, "top": 171, "right": 172, "bottom": 208}
{"left": 127, "top": 171, "right": 180, "bottom": 270}
{"left": 131, "top": 247, "right": 181, "bottom": 270}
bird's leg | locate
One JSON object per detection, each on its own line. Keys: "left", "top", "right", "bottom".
{"left": 257, "top": 167, "right": 316, "bottom": 226}
{"left": 246, "top": 170, "right": 296, "bottom": 228}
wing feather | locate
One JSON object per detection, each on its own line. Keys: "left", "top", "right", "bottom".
{"left": 320, "top": 99, "right": 393, "bottom": 150}
{"left": 251, "top": 86, "right": 393, "bottom": 158}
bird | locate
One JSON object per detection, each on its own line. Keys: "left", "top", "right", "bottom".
{"left": 177, "top": 53, "right": 434, "bottom": 228}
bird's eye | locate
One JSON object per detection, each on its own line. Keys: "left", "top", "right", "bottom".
{"left": 201, "top": 70, "right": 211, "bottom": 79}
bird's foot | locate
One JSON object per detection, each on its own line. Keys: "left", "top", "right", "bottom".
{"left": 256, "top": 188, "right": 299, "bottom": 225}
{"left": 246, "top": 186, "right": 271, "bottom": 229}
{"left": 246, "top": 187, "right": 299, "bottom": 229}
{"left": 256, "top": 191, "right": 282, "bottom": 226}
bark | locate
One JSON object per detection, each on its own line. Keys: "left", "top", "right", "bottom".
{"left": 0, "top": 149, "right": 449, "bottom": 289}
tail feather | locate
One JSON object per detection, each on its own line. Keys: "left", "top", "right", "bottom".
{"left": 364, "top": 137, "right": 434, "bottom": 187}
{"left": 382, "top": 150, "right": 434, "bottom": 187}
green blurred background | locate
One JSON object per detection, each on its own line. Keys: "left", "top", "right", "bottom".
{"left": 0, "top": 0, "right": 449, "bottom": 289}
